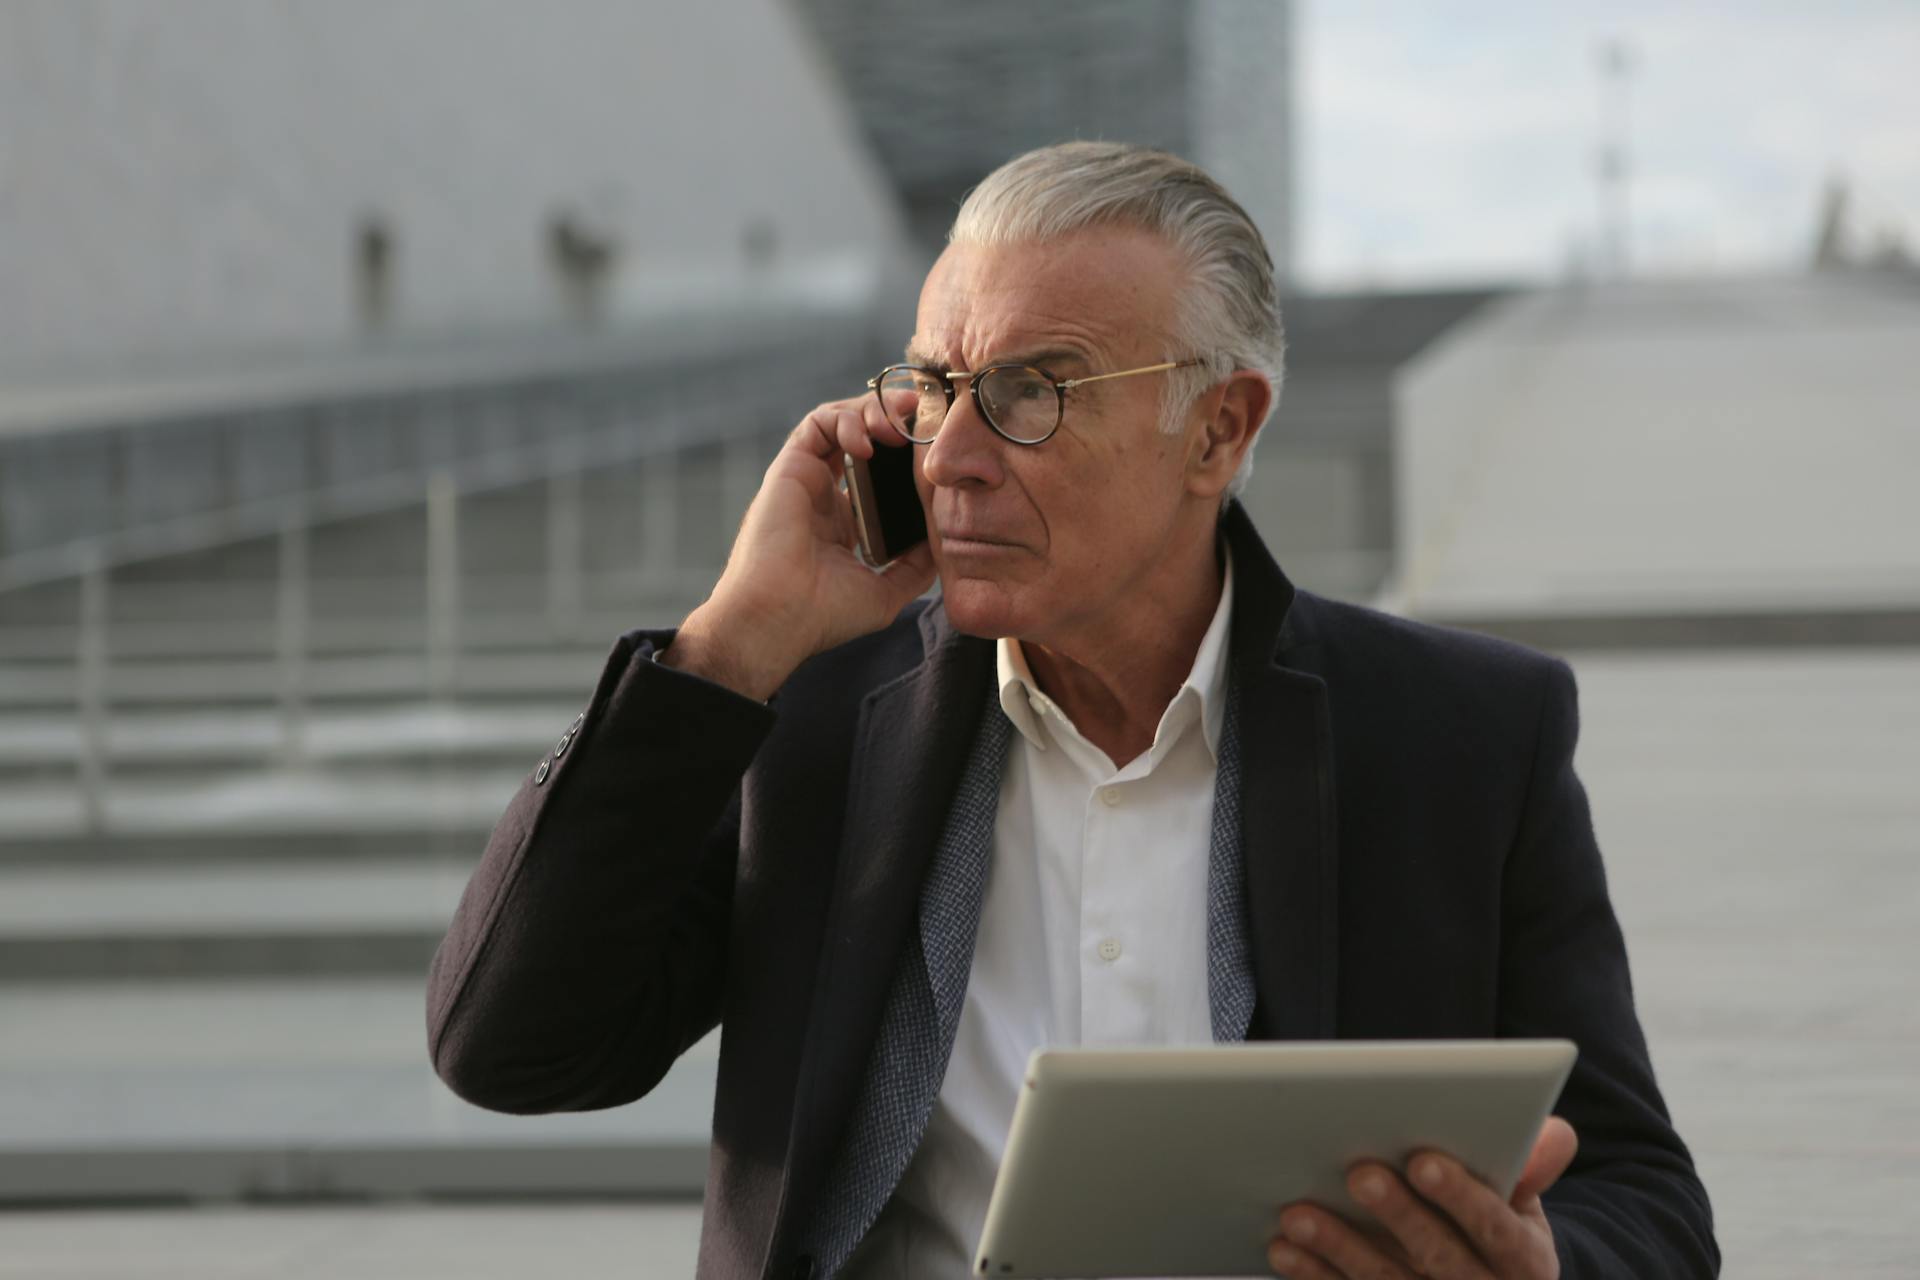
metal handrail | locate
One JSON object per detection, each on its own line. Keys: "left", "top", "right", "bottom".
{"left": 11, "top": 340, "right": 872, "bottom": 835}
{"left": 0, "top": 343, "right": 856, "bottom": 595}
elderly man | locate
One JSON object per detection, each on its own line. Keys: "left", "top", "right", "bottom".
{"left": 426, "top": 142, "right": 1717, "bottom": 1280}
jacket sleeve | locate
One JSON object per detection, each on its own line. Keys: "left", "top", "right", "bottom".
{"left": 425, "top": 627, "right": 776, "bottom": 1114}
{"left": 1499, "top": 657, "right": 1721, "bottom": 1278}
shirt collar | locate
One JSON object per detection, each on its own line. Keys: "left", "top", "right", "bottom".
{"left": 995, "top": 542, "right": 1236, "bottom": 762}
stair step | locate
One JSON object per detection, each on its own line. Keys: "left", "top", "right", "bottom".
{"left": 1, "top": 767, "right": 525, "bottom": 840}
{"left": 0, "top": 702, "right": 579, "bottom": 774}
{"left": 0, "top": 647, "right": 631, "bottom": 710}
{"left": 0, "top": 977, "right": 716, "bottom": 1201}
{"left": 0, "top": 931, "right": 444, "bottom": 981}
{"left": 0, "top": 825, "right": 495, "bottom": 867}
{"left": 0, "top": 859, "right": 467, "bottom": 979}
{"left": 0, "top": 827, "right": 495, "bottom": 867}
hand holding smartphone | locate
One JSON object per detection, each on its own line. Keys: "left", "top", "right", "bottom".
{"left": 663, "top": 395, "right": 935, "bottom": 703}
{"left": 843, "top": 441, "right": 928, "bottom": 566}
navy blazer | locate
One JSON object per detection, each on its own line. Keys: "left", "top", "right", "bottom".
{"left": 426, "top": 500, "right": 1718, "bottom": 1279}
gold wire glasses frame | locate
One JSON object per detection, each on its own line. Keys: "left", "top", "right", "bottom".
{"left": 866, "top": 357, "right": 1205, "bottom": 446}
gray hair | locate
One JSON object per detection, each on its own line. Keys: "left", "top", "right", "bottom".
{"left": 947, "top": 141, "right": 1285, "bottom": 499}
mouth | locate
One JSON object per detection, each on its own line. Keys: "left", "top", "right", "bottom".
{"left": 937, "top": 531, "right": 1025, "bottom": 554}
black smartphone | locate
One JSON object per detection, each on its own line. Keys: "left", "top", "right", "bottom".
{"left": 843, "top": 442, "right": 928, "bottom": 566}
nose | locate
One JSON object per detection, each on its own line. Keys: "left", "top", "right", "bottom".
{"left": 919, "top": 382, "right": 1008, "bottom": 491}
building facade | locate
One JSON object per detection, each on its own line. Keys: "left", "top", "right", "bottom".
{"left": 793, "top": 0, "right": 1294, "bottom": 278}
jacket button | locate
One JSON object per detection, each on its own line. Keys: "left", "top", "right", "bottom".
{"left": 553, "top": 732, "right": 571, "bottom": 757}
{"left": 571, "top": 711, "right": 585, "bottom": 734}
{"left": 534, "top": 758, "right": 550, "bottom": 785}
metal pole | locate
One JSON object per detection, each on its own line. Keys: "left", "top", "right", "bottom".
{"left": 76, "top": 553, "right": 110, "bottom": 834}
{"left": 276, "top": 509, "right": 310, "bottom": 765}
{"left": 641, "top": 450, "right": 679, "bottom": 596}
{"left": 547, "top": 459, "right": 584, "bottom": 642}
{"left": 1594, "top": 39, "right": 1635, "bottom": 280}
{"left": 426, "top": 471, "right": 459, "bottom": 699}
{"left": 722, "top": 435, "right": 763, "bottom": 558}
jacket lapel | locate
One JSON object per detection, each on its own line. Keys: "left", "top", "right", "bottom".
{"left": 767, "top": 605, "right": 993, "bottom": 1255}
{"left": 1221, "top": 502, "right": 1342, "bottom": 1041}
{"left": 809, "top": 686, "right": 1012, "bottom": 1276}
{"left": 1206, "top": 671, "right": 1258, "bottom": 1042}
{"left": 768, "top": 501, "right": 1342, "bottom": 1266}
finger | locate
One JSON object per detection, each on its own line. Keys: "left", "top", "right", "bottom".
{"left": 1512, "top": 1116, "right": 1579, "bottom": 1204}
{"left": 1267, "top": 1237, "right": 1343, "bottom": 1280}
{"left": 791, "top": 399, "right": 866, "bottom": 460}
{"left": 829, "top": 403, "right": 874, "bottom": 460}
{"left": 1403, "top": 1151, "right": 1533, "bottom": 1274}
{"left": 769, "top": 442, "right": 845, "bottom": 526}
{"left": 772, "top": 412, "right": 861, "bottom": 512}
{"left": 862, "top": 390, "right": 910, "bottom": 449}
{"left": 1277, "top": 1204, "right": 1417, "bottom": 1280}
{"left": 1346, "top": 1163, "right": 1491, "bottom": 1280}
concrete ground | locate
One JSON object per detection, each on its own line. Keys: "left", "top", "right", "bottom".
{"left": 2, "top": 646, "right": 1917, "bottom": 1277}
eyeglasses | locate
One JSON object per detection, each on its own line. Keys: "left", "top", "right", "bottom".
{"left": 867, "top": 357, "right": 1205, "bottom": 446}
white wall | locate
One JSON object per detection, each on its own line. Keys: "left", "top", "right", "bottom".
{"left": 0, "top": 0, "right": 906, "bottom": 374}
{"left": 1392, "top": 275, "right": 1920, "bottom": 617}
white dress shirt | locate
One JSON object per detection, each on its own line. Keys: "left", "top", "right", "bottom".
{"left": 843, "top": 550, "right": 1236, "bottom": 1277}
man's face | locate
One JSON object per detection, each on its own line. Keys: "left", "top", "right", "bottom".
{"left": 908, "top": 225, "right": 1209, "bottom": 643}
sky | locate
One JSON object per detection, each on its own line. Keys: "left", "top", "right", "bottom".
{"left": 1295, "top": 0, "right": 1920, "bottom": 290}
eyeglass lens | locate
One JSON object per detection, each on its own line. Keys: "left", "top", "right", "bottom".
{"left": 875, "top": 367, "right": 1059, "bottom": 444}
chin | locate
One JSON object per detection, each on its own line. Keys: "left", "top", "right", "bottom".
{"left": 936, "top": 574, "right": 1039, "bottom": 640}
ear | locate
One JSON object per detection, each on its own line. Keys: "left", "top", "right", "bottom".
{"left": 1185, "top": 369, "right": 1272, "bottom": 500}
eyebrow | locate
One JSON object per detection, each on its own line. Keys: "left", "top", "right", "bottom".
{"left": 901, "top": 343, "right": 1094, "bottom": 374}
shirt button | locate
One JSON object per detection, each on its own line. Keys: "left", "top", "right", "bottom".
{"left": 1099, "top": 787, "right": 1122, "bottom": 806}
{"left": 1098, "top": 937, "right": 1122, "bottom": 962}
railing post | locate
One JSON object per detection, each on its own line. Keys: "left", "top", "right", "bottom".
{"left": 425, "top": 471, "right": 459, "bottom": 700}
{"left": 76, "top": 552, "right": 110, "bottom": 835}
{"left": 276, "top": 508, "right": 310, "bottom": 765}
{"left": 640, "top": 450, "right": 679, "bottom": 597}
{"left": 722, "top": 434, "right": 763, "bottom": 565}
{"left": 547, "top": 457, "right": 585, "bottom": 642}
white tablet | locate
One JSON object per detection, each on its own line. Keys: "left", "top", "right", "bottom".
{"left": 972, "top": 1039, "right": 1577, "bottom": 1278}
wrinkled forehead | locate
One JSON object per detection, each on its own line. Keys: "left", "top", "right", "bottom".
{"left": 908, "top": 225, "right": 1186, "bottom": 368}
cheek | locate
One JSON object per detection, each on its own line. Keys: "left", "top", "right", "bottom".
{"left": 1035, "top": 516, "right": 1118, "bottom": 591}
{"left": 1052, "top": 431, "right": 1175, "bottom": 522}
{"left": 1011, "top": 470, "right": 1115, "bottom": 572}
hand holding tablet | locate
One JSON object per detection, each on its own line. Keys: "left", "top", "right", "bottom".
{"left": 971, "top": 1039, "right": 1578, "bottom": 1278}
{"left": 1269, "top": 1109, "right": 1577, "bottom": 1280}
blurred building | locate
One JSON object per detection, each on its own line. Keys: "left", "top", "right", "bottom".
{"left": 0, "top": 0, "right": 906, "bottom": 373}
{"left": 1388, "top": 271, "right": 1920, "bottom": 645}
{"left": 0, "top": 0, "right": 909, "bottom": 1207}
{"left": 792, "top": 0, "right": 1295, "bottom": 278}
{"left": 1243, "top": 286, "right": 1499, "bottom": 602}
{"left": 0, "top": 0, "right": 1451, "bottom": 1214}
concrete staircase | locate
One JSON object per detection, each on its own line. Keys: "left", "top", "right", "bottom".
{"left": 0, "top": 409, "right": 773, "bottom": 1203}
{"left": 0, "top": 288, "right": 1495, "bottom": 1203}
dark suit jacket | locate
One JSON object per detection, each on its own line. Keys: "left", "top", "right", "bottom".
{"left": 425, "top": 500, "right": 1718, "bottom": 1279}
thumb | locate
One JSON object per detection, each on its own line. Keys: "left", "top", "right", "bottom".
{"left": 1513, "top": 1116, "right": 1578, "bottom": 1206}
{"left": 876, "top": 541, "right": 938, "bottom": 613}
